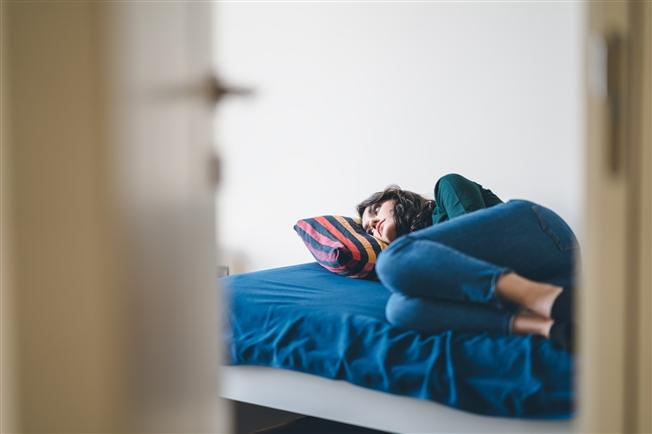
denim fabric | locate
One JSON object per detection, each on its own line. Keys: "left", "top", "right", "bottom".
{"left": 376, "top": 200, "right": 579, "bottom": 336}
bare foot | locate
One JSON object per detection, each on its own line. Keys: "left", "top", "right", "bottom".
{"left": 496, "top": 273, "right": 563, "bottom": 319}
{"left": 511, "top": 310, "right": 554, "bottom": 337}
{"left": 522, "top": 283, "right": 562, "bottom": 319}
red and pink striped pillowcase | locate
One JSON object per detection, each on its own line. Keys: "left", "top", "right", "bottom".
{"left": 294, "top": 215, "right": 388, "bottom": 279}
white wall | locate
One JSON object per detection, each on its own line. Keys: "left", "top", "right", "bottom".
{"left": 213, "top": 2, "right": 585, "bottom": 273}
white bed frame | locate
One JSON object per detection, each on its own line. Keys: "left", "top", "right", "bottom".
{"left": 221, "top": 365, "right": 575, "bottom": 433}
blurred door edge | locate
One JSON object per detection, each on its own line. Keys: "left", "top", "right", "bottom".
{"left": 580, "top": 1, "right": 651, "bottom": 433}
{"left": 2, "top": 2, "right": 230, "bottom": 432}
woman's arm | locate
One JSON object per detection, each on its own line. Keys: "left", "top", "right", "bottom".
{"left": 432, "top": 173, "right": 503, "bottom": 223}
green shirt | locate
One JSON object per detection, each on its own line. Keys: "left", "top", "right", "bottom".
{"left": 431, "top": 174, "right": 503, "bottom": 224}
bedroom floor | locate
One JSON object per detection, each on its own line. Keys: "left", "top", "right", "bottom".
{"left": 233, "top": 401, "right": 392, "bottom": 434}
{"left": 250, "top": 416, "right": 393, "bottom": 434}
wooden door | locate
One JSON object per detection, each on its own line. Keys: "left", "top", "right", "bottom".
{"left": 2, "top": 2, "right": 228, "bottom": 432}
{"left": 580, "top": 2, "right": 651, "bottom": 433}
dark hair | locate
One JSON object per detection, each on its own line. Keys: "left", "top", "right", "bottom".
{"left": 356, "top": 185, "right": 435, "bottom": 238}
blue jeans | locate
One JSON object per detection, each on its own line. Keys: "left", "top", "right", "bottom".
{"left": 376, "top": 200, "right": 580, "bottom": 335}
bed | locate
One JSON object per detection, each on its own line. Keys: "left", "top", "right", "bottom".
{"left": 220, "top": 262, "right": 576, "bottom": 433}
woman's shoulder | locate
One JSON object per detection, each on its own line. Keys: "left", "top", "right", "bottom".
{"left": 434, "top": 173, "right": 478, "bottom": 192}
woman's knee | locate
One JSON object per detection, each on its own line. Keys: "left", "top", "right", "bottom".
{"left": 385, "top": 293, "right": 413, "bottom": 328}
{"left": 376, "top": 237, "right": 415, "bottom": 293}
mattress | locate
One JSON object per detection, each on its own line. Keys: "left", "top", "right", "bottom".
{"left": 221, "top": 262, "right": 574, "bottom": 419}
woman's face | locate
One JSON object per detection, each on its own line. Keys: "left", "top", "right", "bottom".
{"left": 361, "top": 200, "right": 397, "bottom": 243}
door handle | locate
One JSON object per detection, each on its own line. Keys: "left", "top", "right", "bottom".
{"left": 150, "top": 73, "right": 255, "bottom": 107}
{"left": 206, "top": 74, "right": 255, "bottom": 105}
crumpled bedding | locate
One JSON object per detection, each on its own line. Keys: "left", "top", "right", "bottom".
{"left": 222, "top": 262, "right": 574, "bottom": 419}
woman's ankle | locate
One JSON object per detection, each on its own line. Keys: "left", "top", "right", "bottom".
{"left": 511, "top": 311, "right": 554, "bottom": 337}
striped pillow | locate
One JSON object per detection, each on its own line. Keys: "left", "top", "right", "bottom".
{"left": 294, "top": 215, "right": 389, "bottom": 279}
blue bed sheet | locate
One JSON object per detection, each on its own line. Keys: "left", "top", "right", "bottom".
{"left": 222, "top": 262, "right": 574, "bottom": 419}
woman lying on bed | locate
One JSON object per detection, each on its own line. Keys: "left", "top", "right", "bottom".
{"left": 358, "top": 174, "right": 578, "bottom": 351}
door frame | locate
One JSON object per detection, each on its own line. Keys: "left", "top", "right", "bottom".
{"left": 580, "top": 2, "right": 651, "bottom": 432}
